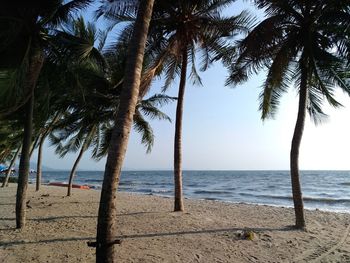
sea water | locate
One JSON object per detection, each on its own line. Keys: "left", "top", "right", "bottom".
{"left": 28, "top": 170, "right": 350, "bottom": 213}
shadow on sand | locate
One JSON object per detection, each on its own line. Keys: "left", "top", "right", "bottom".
{"left": 0, "top": 225, "right": 296, "bottom": 247}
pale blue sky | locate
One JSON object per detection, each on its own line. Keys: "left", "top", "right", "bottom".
{"left": 31, "top": 1, "right": 350, "bottom": 171}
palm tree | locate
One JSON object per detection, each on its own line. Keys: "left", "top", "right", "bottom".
{"left": 0, "top": 0, "right": 92, "bottom": 229}
{"left": 226, "top": 0, "right": 350, "bottom": 229}
{"left": 43, "top": 16, "right": 173, "bottom": 197}
{"left": 95, "top": 0, "right": 155, "bottom": 261}
{"left": 137, "top": 0, "right": 251, "bottom": 211}
{"left": 35, "top": 113, "right": 61, "bottom": 191}
{"left": 31, "top": 16, "right": 109, "bottom": 192}
{"left": 51, "top": 92, "right": 172, "bottom": 196}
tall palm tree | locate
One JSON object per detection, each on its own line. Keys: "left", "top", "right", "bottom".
{"left": 137, "top": 0, "right": 251, "bottom": 211}
{"left": 226, "top": 0, "right": 350, "bottom": 229}
{"left": 0, "top": 0, "right": 92, "bottom": 229}
{"left": 95, "top": 0, "right": 155, "bottom": 261}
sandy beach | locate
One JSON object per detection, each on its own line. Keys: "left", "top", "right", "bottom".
{"left": 0, "top": 185, "right": 350, "bottom": 262}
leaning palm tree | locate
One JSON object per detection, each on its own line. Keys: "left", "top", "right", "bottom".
{"left": 95, "top": 0, "right": 155, "bottom": 261}
{"left": 50, "top": 115, "right": 101, "bottom": 197}
{"left": 226, "top": 0, "right": 350, "bottom": 229}
{"left": 31, "top": 16, "right": 110, "bottom": 192}
{"left": 46, "top": 16, "right": 173, "bottom": 197}
{"left": 50, "top": 92, "right": 173, "bottom": 196}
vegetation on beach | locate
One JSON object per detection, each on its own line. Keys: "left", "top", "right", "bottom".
{"left": 0, "top": 0, "right": 349, "bottom": 262}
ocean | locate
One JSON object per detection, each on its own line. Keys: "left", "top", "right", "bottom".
{"left": 28, "top": 170, "right": 350, "bottom": 213}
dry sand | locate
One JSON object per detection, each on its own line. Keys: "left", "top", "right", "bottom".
{"left": 0, "top": 185, "right": 350, "bottom": 262}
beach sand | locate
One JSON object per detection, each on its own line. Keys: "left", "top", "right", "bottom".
{"left": 0, "top": 185, "right": 350, "bottom": 262}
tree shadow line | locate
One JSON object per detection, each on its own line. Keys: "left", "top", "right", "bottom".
{"left": 0, "top": 225, "right": 296, "bottom": 247}
{"left": 0, "top": 211, "right": 160, "bottom": 223}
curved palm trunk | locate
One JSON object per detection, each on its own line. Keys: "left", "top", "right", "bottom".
{"left": 16, "top": 50, "right": 44, "bottom": 229}
{"left": 95, "top": 0, "right": 154, "bottom": 262}
{"left": 173, "top": 48, "right": 188, "bottom": 212}
{"left": 35, "top": 136, "right": 44, "bottom": 191}
{"left": 290, "top": 61, "right": 307, "bottom": 229}
{"left": 67, "top": 141, "right": 87, "bottom": 197}
{"left": 1, "top": 146, "right": 21, "bottom": 187}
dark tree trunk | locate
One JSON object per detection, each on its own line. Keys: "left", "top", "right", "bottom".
{"left": 290, "top": 60, "right": 308, "bottom": 229}
{"left": 1, "top": 146, "right": 21, "bottom": 187}
{"left": 16, "top": 93, "right": 34, "bottom": 229}
{"left": 35, "top": 136, "right": 44, "bottom": 191}
{"left": 95, "top": 0, "right": 154, "bottom": 262}
{"left": 173, "top": 48, "right": 188, "bottom": 212}
{"left": 67, "top": 142, "right": 87, "bottom": 197}
{"left": 16, "top": 50, "right": 44, "bottom": 229}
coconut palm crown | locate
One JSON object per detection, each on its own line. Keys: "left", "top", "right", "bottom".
{"left": 226, "top": 0, "right": 350, "bottom": 228}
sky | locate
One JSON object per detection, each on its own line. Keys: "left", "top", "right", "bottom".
{"left": 31, "top": 1, "right": 350, "bottom": 171}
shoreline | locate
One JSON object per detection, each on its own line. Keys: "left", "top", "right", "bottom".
{"left": 1, "top": 185, "right": 350, "bottom": 262}
{"left": 35, "top": 182, "right": 350, "bottom": 215}
{"left": 22, "top": 169, "right": 350, "bottom": 214}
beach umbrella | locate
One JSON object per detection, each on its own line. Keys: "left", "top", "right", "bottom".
{"left": 0, "top": 164, "right": 7, "bottom": 172}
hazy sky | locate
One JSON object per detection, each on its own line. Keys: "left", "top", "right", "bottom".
{"left": 31, "top": 1, "right": 350, "bottom": 171}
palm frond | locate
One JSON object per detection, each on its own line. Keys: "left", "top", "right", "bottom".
{"left": 133, "top": 109, "right": 154, "bottom": 153}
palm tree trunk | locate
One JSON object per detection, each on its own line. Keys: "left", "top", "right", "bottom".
{"left": 290, "top": 60, "right": 307, "bottom": 229}
{"left": 95, "top": 0, "right": 154, "bottom": 261}
{"left": 16, "top": 93, "right": 34, "bottom": 229}
{"left": 16, "top": 50, "right": 44, "bottom": 229}
{"left": 1, "top": 146, "right": 21, "bottom": 188}
{"left": 173, "top": 48, "right": 187, "bottom": 212}
{"left": 36, "top": 112, "right": 61, "bottom": 192}
{"left": 35, "top": 136, "right": 44, "bottom": 191}
{"left": 67, "top": 141, "right": 87, "bottom": 197}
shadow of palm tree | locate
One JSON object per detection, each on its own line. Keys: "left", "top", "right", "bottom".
{"left": 117, "top": 211, "right": 162, "bottom": 217}
{"left": 31, "top": 215, "right": 97, "bottom": 221}
{"left": 0, "top": 226, "right": 296, "bottom": 247}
